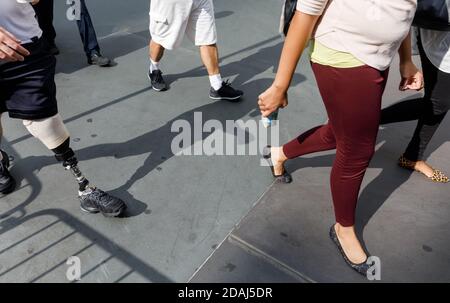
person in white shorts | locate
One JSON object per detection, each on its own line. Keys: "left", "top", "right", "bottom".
{"left": 148, "top": 0, "right": 243, "bottom": 101}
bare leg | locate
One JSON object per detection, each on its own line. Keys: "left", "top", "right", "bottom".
{"left": 199, "top": 44, "right": 220, "bottom": 76}
{"left": 149, "top": 40, "right": 165, "bottom": 62}
{"left": 270, "top": 146, "right": 288, "bottom": 176}
{"left": 414, "top": 161, "right": 439, "bottom": 178}
{"left": 335, "top": 223, "right": 367, "bottom": 264}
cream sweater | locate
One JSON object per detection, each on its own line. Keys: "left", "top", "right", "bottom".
{"left": 297, "top": 0, "right": 418, "bottom": 70}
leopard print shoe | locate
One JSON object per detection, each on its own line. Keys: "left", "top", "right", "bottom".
{"left": 398, "top": 155, "right": 449, "bottom": 183}
{"left": 430, "top": 170, "right": 450, "bottom": 183}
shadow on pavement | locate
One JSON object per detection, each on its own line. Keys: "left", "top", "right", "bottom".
{"left": 0, "top": 37, "right": 305, "bottom": 282}
{"left": 282, "top": 95, "right": 450, "bottom": 255}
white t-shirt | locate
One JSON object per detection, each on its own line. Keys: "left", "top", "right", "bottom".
{"left": 421, "top": 29, "right": 450, "bottom": 73}
{"left": 0, "top": 1, "right": 42, "bottom": 44}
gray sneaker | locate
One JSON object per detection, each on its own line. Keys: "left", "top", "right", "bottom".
{"left": 88, "top": 52, "right": 112, "bottom": 67}
{"left": 79, "top": 187, "right": 126, "bottom": 217}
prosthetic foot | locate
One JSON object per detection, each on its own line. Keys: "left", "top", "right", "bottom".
{"left": 54, "top": 142, "right": 126, "bottom": 217}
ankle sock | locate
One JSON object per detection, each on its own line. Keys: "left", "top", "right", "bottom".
{"left": 150, "top": 59, "right": 160, "bottom": 73}
{"left": 209, "top": 74, "right": 223, "bottom": 91}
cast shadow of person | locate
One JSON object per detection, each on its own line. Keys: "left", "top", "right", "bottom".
{"left": 163, "top": 42, "right": 285, "bottom": 88}
{"left": 54, "top": 9, "right": 235, "bottom": 74}
{"left": 356, "top": 98, "right": 450, "bottom": 251}
{"left": 282, "top": 96, "right": 450, "bottom": 253}
{"left": 8, "top": 42, "right": 305, "bottom": 219}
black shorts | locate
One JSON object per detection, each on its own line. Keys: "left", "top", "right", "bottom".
{"left": 0, "top": 37, "right": 58, "bottom": 120}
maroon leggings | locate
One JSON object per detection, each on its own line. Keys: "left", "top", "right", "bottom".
{"left": 283, "top": 63, "right": 389, "bottom": 227}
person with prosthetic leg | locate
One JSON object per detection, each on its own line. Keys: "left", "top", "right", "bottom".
{"left": 0, "top": 1, "right": 125, "bottom": 217}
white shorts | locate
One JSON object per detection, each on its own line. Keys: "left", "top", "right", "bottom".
{"left": 149, "top": 0, "right": 217, "bottom": 50}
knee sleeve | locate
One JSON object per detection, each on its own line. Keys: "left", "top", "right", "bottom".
{"left": 23, "top": 114, "right": 70, "bottom": 150}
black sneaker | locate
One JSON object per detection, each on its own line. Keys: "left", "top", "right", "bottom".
{"left": 88, "top": 52, "right": 112, "bottom": 67}
{"left": 0, "top": 150, "right": 16, "bottom": 195}
{"left": 209, "top": 81, "right": 243, "bottom": 102}
{"left": 79, "top": 187, "right": 126, "bottom": 217}
{"left": 148, "top": 69, "right": 168, "bottom": 92}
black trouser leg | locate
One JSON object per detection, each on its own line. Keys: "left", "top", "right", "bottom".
{"left": 403, "top": 32, "right": 450, "bottom": 161}
{"left": 52, "top": 138, "right": 90, "bottom": 192}
{"left": 380, "top": 97, "right": 424, "bottom": 125}
{"left": 403, "top": 111, "right": 447, "bottom": 161}
{"left": 33, "top": 0, "right": 57, "bottom": 45}
{"left": 381, "top": 31, "right": 450, "bottom": 161}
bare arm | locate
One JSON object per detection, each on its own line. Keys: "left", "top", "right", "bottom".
{"left": 398, "top": 31, "right": 413, "bottom": 64}
{"left": 274, "top": 11, "right": 320, "bottom": 90}
{"left": 258, "top": 11, "right": 320, "bottom": 117}
{"left": 398, "top": 31, "right": 424, "bottom": 91}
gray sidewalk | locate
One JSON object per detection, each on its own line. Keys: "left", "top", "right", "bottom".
{"left": 1, "top": 0, "right": 449, "bottom": 283}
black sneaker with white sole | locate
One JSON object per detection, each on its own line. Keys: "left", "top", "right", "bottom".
{"left": 209, "top": 81, "right": 243, "bottom": 102}
{"left": 79, "top": 187, "right": 126, "bottom": 217}
{"left": 148, "top": 70, "right": 168, "bottom": 92}
{"left": 0, "top": 150, "right": 16, "bottom": 195}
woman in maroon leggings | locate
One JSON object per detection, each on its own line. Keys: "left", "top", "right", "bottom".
{"left": 259, "top": 0, "right": 423, "bottom": 275}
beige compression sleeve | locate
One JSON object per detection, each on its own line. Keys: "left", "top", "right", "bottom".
{"left": 23, "top": 114, "right": 70, "bottom": 150}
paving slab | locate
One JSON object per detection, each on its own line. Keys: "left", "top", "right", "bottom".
{"left": 192, "top": 55, "right": 450, "bottom": 283}
{"left": 190, "top": 237, "right": 306, "bottom": 283}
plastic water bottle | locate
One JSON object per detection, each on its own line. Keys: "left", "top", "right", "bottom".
{"left": 262, "top": 109, "right": 279, "bottom": 128}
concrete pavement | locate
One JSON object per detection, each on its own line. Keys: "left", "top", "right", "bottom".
{"left": 1, "top": 0, "right": 449, "bottom": 283}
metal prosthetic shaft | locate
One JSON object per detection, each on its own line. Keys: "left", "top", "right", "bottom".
{"left": 54, "top": 145, "right": 90, "bottom": 192}
{"left": 63, "top": 157, "right": 90, "bottom": 192}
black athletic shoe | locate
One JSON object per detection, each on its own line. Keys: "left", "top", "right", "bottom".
{"left": 0, "top": 150, "right": 16, "bottom": 195}
{"left": 209, "top": 81, "right": 243, "bottom": 102}
{"left": 79, "top": 187, "right": 126, "bottom": 217}
{"left": 88, "top": 52, "right": 112, "bottom": 67}
{"left": 148, "top": 70, "right": 168, "bottom": 92}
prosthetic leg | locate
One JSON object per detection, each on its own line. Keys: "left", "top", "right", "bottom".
{"left": 52, "top": 138, "right": 90, "bottom": 193}
{"left": 23, "top": 115, "right": 126, "bottom": 217}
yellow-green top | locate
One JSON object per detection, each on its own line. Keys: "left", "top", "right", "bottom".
{"left": 310, "top": 40, "right": 365, "bottom": 68}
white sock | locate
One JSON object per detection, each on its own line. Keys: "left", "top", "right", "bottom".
{"left": 149, "top": 59, "right": 160, "bottom": 73}
{"left": 209, "top": 74, "right": 223, "bottom": 91}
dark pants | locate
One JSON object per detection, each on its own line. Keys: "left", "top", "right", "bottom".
{"left": 380, "top": 36, "right": 450, "bottom": 161}
{"left": 283, "top": 63, "right": 389, "bottom": 227}
{"left": 76, "top": 0, "right": 101, "bottom": 56}
{"left": 34, "top": 0, "right": 101, "bottom": 57}
{"left": 0, "top": 38, "right": 58, "bottom": 120}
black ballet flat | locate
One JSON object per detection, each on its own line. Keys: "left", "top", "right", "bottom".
{"left": 262, "top": 145, "right": 292, "bottom": 184}
{"left": 329, "top": 225, "right": 371, "bottom": 276}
